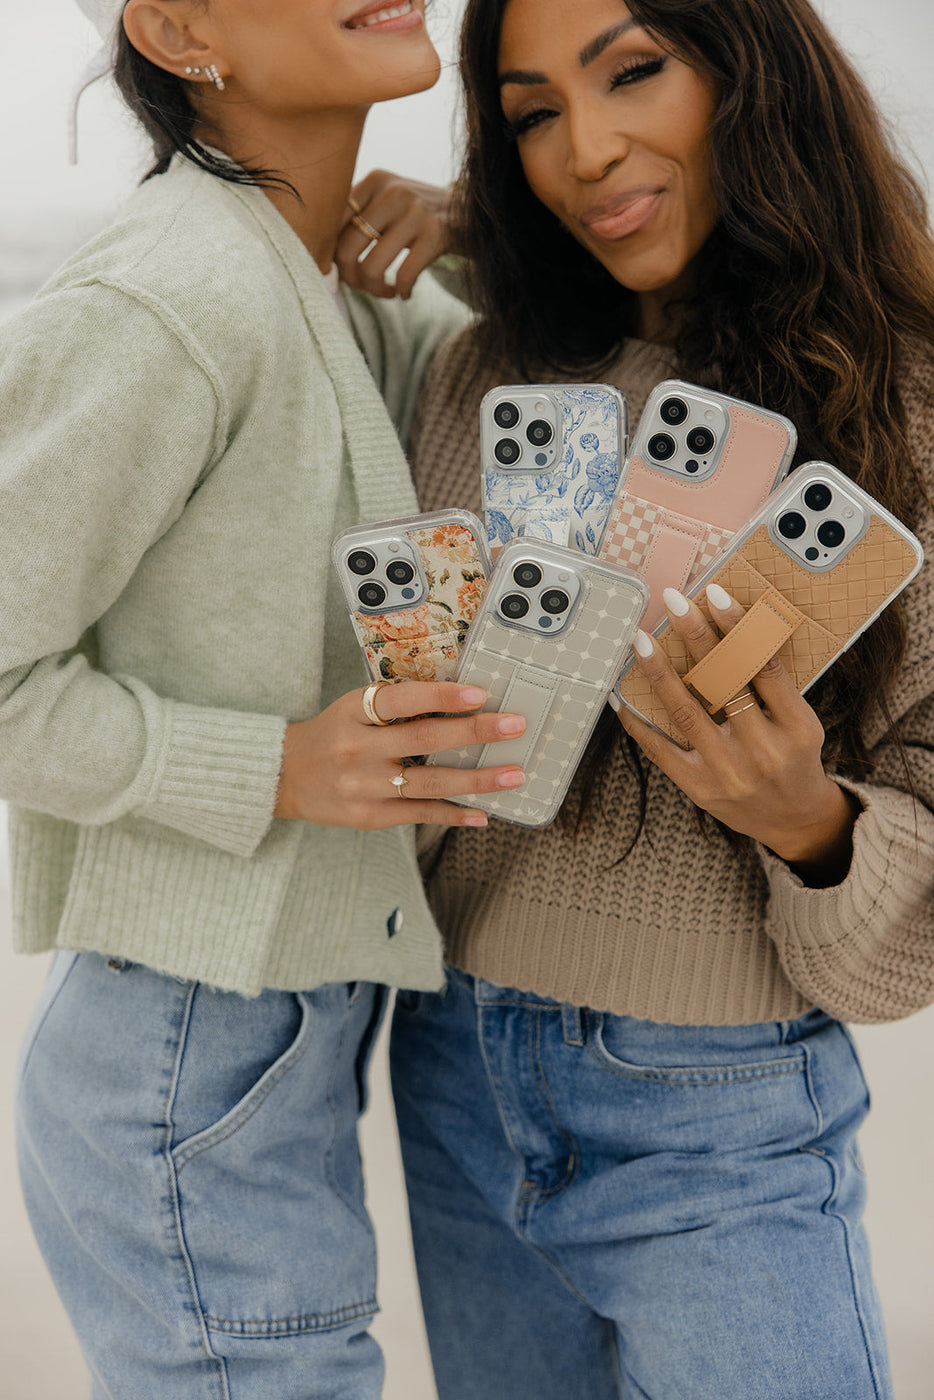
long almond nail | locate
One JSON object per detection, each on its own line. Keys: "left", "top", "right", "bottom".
{"left": 663, "top": 587, "right": 690, "bottom": 617}
{"left": 706, "top": 583, "right": 733, "bottom": 611}
{"left": 633, "top": 629, "right": 654, "bottom": 658}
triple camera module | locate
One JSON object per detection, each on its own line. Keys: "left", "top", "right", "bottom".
{"left": 490, "top": 394, "right": 558, "bottom": 470}
{"left": 496, "top": 558, "right": 579, "bottom": 635}
{"left": 772, "top": 478, "right": 862, "bottom": 568}
{"left": 644, "top": 394, "right": 723, "bottom": 479}
{"left": 346, "top": 545, "right": 422, "bottom": 612}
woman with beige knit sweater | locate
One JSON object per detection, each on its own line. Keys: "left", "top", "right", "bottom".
{"left": 388, "top": 0, "right": 934, "bottom": 1395}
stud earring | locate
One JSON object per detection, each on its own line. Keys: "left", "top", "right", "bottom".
{"left": 206, "top": 64, "right": 226, "bottom": 91}
{"left": 184, "top": 66, "right": 202, "bottom": 76}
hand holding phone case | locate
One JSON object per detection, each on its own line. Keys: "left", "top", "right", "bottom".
{"left": 616, "top": 462, "right": 924, "bottom": 747}
{"left": 428, "top": 540, "right": 648, "bottom": 826}
{"left": 333, "top": 510, "right": 492, "bottom": 684}
{"left": 482, "top": 384, "right": 627, "bottom": 553}
{"left": 598, "top": 380, "right": 796, "bottom": 631}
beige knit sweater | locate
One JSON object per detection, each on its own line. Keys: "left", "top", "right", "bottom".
{"left": 410, "top": 332, "right": 934, "bottom": 1025}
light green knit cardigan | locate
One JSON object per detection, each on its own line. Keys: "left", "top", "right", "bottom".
{"left": 0, "top": 155, "right": 469, "bottom": 995}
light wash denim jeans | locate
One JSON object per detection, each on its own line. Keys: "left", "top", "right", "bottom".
{"left": 390, "top": 966, "right": 892, "bottom": 1400}
{"left": 16, "top": 950, "right": 389, "bottom": 1400}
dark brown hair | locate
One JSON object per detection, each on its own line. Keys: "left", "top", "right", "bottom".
{"left": 112, "top": 5, "right": 290, "bottom": 191}
{"left": 458, "top": 0, "right": 934, "bottom": 807}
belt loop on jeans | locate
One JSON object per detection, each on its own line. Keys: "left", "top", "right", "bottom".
{"left": 561, "top": 1003, "right": 585, "bottom": 1046}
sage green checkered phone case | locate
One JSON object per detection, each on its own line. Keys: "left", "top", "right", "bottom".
{"left": 428, "top": 540, "right": 648, "bottom": 826}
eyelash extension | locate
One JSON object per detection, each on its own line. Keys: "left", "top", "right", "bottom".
{"left": 505, "top": 55, "right": 667, "bottom": 139}
{"left": 609, "top": 55, "right": 667, "bottom": 91}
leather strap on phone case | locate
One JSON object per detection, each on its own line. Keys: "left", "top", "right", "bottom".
{"left": 640, "top": 512, "right": 705, "bottom": 629}
{"left": 476, "top": 666, "right": 555, "bottom": 769}
{"left": 681, "top": 587, "right": 806, "bottom": 711}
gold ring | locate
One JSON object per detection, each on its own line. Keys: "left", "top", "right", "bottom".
{"left": 723, "top": 690, "right": 757, "bottom": 717}
{"left": 390, "top": 765, "right": 409, "bottom": 797}
{"left": 361, "top": 681, "right": 392, "bottom": 726}
{"left": 350, "top": 211, "right": 381, "bottom": 242}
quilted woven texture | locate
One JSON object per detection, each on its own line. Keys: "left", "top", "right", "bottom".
{"left": 431, "top": 567, "right": 646, "bottom": 824}
{"left": 619, "top": 516, "right": 920, "bottom": 745}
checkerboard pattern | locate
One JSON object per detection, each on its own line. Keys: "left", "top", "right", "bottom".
{"left": 599, "top": 493, "right": 734, "bottom": 591}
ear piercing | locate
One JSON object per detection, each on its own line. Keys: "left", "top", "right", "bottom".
{"left": 184, "top": 64, "right": 227, "bottom": 90}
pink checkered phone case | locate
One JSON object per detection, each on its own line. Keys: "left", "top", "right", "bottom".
{"left": 598, "top": 381, "right": 796, "bottom": 632}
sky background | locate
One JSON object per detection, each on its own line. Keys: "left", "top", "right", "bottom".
{"left": 0, "top": 0, "right": 931, "bottom": 320}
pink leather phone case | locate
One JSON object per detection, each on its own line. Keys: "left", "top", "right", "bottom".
{"left": 599, "top": 384, "right": 795, "bottom": 631}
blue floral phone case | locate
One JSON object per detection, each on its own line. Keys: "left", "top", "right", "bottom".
{"left": 481, "top": 384, "right": 627, "bottom": 554}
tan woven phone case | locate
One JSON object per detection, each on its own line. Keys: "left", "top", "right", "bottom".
{"left": 617, "top": 464, "right": 923, "bottom": 746}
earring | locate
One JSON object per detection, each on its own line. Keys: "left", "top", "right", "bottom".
{"left": 206, "top": 64, "right": 226, "bottom": 91}
{"left": 184, "top": 66, "right": 202, "bottom": 76}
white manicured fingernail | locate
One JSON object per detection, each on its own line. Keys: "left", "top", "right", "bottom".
{"left": 663, "top": 587, "right": 690, "bottom": 617}
{"left": 706, "top": 583, "right": 733, "bottom": 611}
{"left": 607, "top": 691, "right": 621, "bottom": 713}
{"left": 633, "top": 629, "right": 654, "bottom": 658}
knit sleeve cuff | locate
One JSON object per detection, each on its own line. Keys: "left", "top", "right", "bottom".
{"left": 758, "top": 776, "right": 934, "bottom": 1020}
{"left": 137, "top": 700, "right": 287, "bottom": 858}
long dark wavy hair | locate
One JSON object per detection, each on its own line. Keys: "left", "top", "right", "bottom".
{"left": 458, "top": 0, "right": 934, "bottom": 816}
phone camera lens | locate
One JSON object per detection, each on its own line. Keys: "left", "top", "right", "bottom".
{"left": 493, "top": 401, "right": 520, "bottom": 430}
{"left": 659, "top": 396, "right": 688, "bottom": 426}
{"left": 357, "top": 581, "right": 387, "bottom": 608}
{"left": 500, "top": 592, "right": 530, "bottom": 620}
{"left": 512, "top": 561, "right": 543, "bottom": 589}
{"left": 526, "top": 418, "right": 553, "bottom": 448}
{"left": 494, "top": 437, "right": 521, "bottom": 465}
{"left": 685, "top": 426, "right": 715, "bottom": 455}
{"left": 685, "top": 459, "right": 700, "bottom": 474}
{"left": 541, "top": 588, "right": 570, "bottom": 615}
{"left": 777, "top": 511, "right": 807, "bottom": 539}
{"left": 648, "top": 432, "right": 676, "bottom": 462}
{"left": 347, "top": 549, "right": 377, "bottom": 576}
{"left": 803, "top": 483, "right": 833, "bottom": 512}
{"left": 385, "top": 559, "right": 416, "bottom": 586}
{"left": 816, "top": 520, "right": 846, "bottom": 548}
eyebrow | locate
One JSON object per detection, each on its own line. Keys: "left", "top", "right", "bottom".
{"left": 500, "top": 19, "right": 639, "bottom": 87}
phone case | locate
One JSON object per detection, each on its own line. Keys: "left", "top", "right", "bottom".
{"left": 481, "top": 383, "right": 628, "bottom": 553}
{"left": 427, "top": 540, "right": 648, "bottom": 826}
{"left": 598, "top": 379, "right": 796, "bottom": 631}
{"left": 333, "top": 510, "right": 492, "bottom": 684}
{"left": 616, "top": 462, "right": 924, "bottom": 746}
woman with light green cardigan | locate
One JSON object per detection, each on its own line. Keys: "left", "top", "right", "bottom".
{"left": 4, "top": 2, "right": 524, "bottom": 1394}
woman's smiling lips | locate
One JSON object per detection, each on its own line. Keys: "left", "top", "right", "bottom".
{"left": 342, "top": 0, "right": 422, "bottom": 33}
{"left": 581, "top": 186, "right": 664, "bottom": 241}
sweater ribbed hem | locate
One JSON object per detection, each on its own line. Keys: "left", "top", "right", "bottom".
{"left": 437, "top": 877, "right": 812, "bottom": 1026}
{"left": 138, "top": 701, "right": 286, "bottom": 857}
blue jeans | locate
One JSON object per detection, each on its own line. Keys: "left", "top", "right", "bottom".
{"left": 16, "top": 951, "right": 389, "bottom": 1400}
{"left": 390, "top": 967, "right": 892, "bottom": 1400}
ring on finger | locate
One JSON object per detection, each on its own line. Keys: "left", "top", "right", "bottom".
{"left": 723, "top": 690, "right": 758, "bottom": 718}
{"left": 362, "top": 681, "right": 392, "bottom": 726}
{"left": 346, "top": 194, "right": 382, "bottom": 241}
{"left": 389, "top": 764, "right": 409, "bottom": 797}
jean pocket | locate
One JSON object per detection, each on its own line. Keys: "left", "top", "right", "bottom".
{"left": 168, "top": 985, "right": 379, "bottom": 1340}
{"left": 170, "top": 987, "right": 310, "bottom": 1164}
{"left": 588, "top": 1014, "right": 818, "bottom": 1154}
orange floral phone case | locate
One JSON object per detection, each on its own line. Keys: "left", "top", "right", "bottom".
{"left": 333, "top": 510, "right": 492, "bottom": 683}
